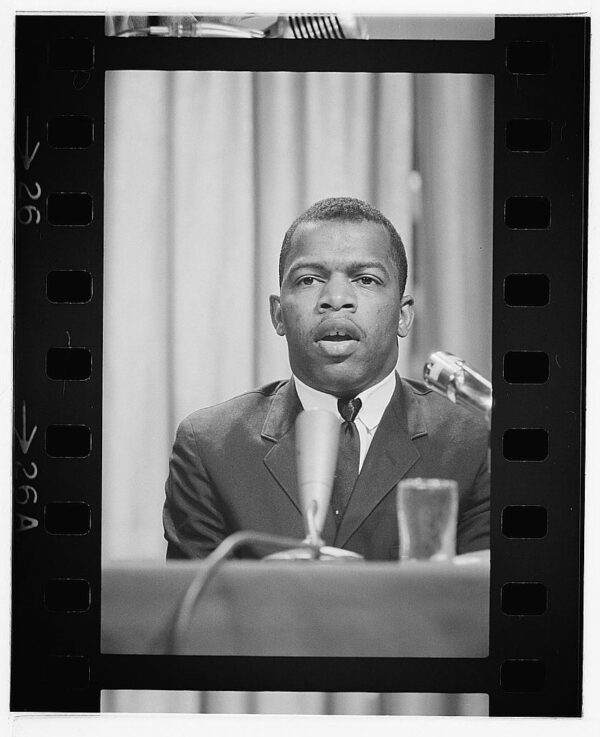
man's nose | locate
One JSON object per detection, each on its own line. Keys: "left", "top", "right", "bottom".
{"left": 318, "top": 275, "right": 357, "bottom": 312}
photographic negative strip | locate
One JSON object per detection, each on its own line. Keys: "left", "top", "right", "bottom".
{"left": 12, "top": 13, "right": 588, "bottom": 717}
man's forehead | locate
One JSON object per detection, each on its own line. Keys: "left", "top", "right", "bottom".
{"left": 293, "top": 217, "right": 387, "bottom": 237}
{"left": 289, "top": 218, "right": 391, "bottom": 254}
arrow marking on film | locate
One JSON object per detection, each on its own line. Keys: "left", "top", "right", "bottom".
{"left": 15, "top": 401, "right": 37, "bottom": 455}
{"left": 17, "top": 116, "right": 40, "bottom": 171}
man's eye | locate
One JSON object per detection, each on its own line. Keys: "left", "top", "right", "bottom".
{"left": 355, "top": 276, "right": 378, "bottom": 285}
{"left": 298, "top": 276, "right": 319, "bottom": 286}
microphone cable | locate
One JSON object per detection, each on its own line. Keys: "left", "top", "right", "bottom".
{"left": 163, "top": 530, "right": 318, "bottom": 654}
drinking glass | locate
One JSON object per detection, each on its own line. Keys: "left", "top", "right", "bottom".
{"left": 396, "top": 478, "right": 458, "bottom": 561}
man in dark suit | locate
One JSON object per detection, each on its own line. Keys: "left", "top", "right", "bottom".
{"left": 163, "top": 197, "right": 489, "bottom": 560}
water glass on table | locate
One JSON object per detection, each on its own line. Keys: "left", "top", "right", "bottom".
{"left": 396, "top": 478, "right": 459, "bottom": 561}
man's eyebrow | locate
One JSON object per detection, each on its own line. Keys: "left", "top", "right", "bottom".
{"left": 345, "top": 260, "right": 391, "bottom": 276}
{"left": 287, "top": 261, "right": 328, "bottom": 274}
{"left": 288, "top": 260, "right": 391, "bottom": 276}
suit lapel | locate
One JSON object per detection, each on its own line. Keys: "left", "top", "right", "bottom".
{"left": 334, "top": 375, "right": 428, "bottom": 549}
{"left": 261, "top": 380, "right": 302, "bottom": 515}
{"left": 261, "top": 379, "right": 337, "bottom": 545}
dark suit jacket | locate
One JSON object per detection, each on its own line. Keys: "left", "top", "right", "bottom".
{"left": 163, "top": 374, "right": 490, "bottom": 561}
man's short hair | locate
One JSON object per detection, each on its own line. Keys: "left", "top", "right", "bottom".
{"left": 279, "top": 197, "right": 408, "bottom": 295}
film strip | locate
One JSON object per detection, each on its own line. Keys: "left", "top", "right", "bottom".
{"left": 12, "top": 14, "right": 588, "bottom": 716}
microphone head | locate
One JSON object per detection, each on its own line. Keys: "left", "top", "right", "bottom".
{"left": 423, "top": 350, "right": 462, "bottom": 399}
{"left": 423, "top": 350, "right": 492, "bottom": 417}
{"left": 295, "top": 409, "right": 340, "bottom": 544}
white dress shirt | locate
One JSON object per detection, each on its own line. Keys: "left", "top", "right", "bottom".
{"left": 293, "top": 370, "right": 397, "bottom": 471}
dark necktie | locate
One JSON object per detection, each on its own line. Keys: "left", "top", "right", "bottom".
{"left": 331, "top": 397, "right": 362, "bottom": 526}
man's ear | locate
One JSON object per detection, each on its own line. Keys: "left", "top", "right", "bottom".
{"left": 397, "top": 294, "right": 415, "bottom": 338}
{"left": 269, "top": 294, "right": 286, "bottom": 336}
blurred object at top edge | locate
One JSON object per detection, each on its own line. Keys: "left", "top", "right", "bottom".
{"left": 105, "top": 14, "right": 495, "bottom": 41}
{"left": 110, "top": 15, "right": 367, "bottom": 39}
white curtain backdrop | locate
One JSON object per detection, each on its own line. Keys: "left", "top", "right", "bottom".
{"left": 412, "top": 74, "right": 494, "bottom": 379}
{"left": 103, "top": 71, "right": 415, "bottom": 562}
{"left": 102, "top": 70, "right": 492, "bottom": 717}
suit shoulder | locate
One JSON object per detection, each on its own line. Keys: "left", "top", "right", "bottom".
{"left": 401, "top": 377, "right": 434, "bottom": 398}
{"left": 400, "top": 377, "right": 488, "bottom": 437}
{"left": 179, "top": 380, "right": 288, "bottom": 431}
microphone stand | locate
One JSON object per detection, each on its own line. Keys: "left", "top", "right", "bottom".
{"left": 265, "top": 499, "right": 363, "bottom": 561}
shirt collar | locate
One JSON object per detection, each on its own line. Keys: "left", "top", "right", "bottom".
{"left": 293, "top": 370, "right": 397, "bottom": 432}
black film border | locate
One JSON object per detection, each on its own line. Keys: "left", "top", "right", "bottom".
{"left": 12, "top": 14, "right": 589, "bottom": 716}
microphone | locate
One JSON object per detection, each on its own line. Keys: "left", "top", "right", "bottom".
{"left": 423, "top": 351, "right": 492, "bottom": 424}
{"left": 266, "top": 408, "right": 363, "bottom": 561}
{"left": 295, "top": 409, "right": 340, "bottom": 547}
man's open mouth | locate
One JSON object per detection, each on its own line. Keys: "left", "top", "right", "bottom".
{"left": 314, "top": 323, "right": 361, "bottom": 357}
{"left": 320, "top": 331, "right": 357, "bottom": 342}
{"left": 315, "top": 321, "right": 360, "bottom": 342}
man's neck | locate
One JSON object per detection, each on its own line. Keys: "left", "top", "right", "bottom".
{"left": 293, "top": 370, "right": 397, "bottom": 402}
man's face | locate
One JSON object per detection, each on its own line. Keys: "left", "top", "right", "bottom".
{"left": 270, "top": 219, "right": 414, "bottom": 397}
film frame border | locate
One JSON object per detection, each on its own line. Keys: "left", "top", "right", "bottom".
{"left": 12, "top": 14, "right": 589, "bottom": 716}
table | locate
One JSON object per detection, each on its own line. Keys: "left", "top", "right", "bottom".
{"left": 102, "top": 556, "right": 489, "bottom": 658}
